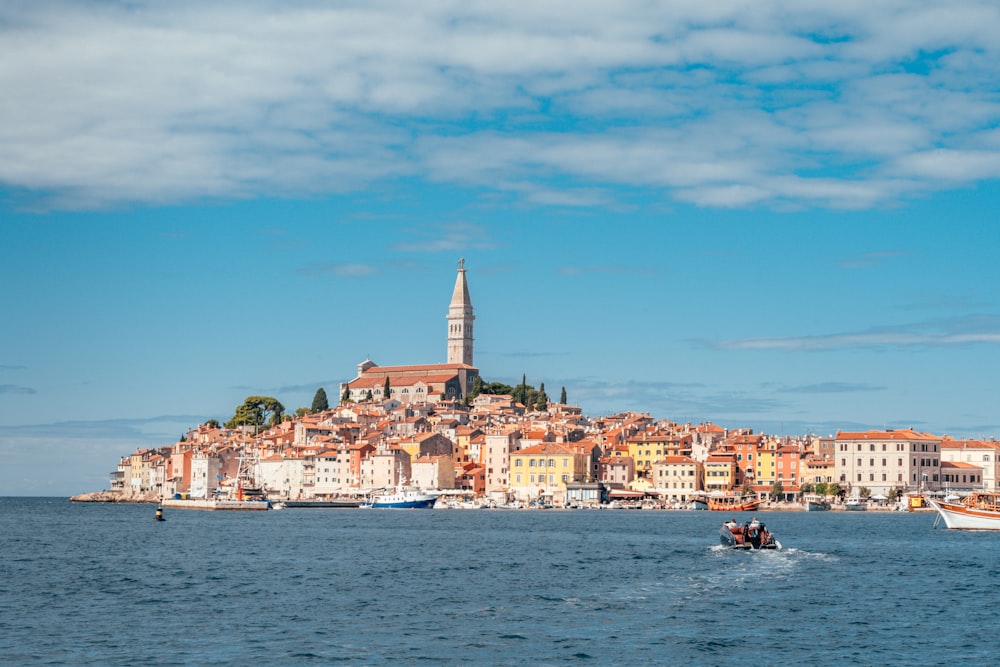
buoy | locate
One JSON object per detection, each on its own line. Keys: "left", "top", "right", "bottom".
{"left": 154, "top": 506, "right": 165, "bottom": 522}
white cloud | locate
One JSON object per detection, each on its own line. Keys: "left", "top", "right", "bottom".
{"left": 715, "top": 316, "right": 1000, "bottom": 351}
{"left": 2, "top": 1, "right": 1000, "bottom": 209}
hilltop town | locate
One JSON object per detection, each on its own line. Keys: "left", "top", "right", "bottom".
{"left": 91, "top": 261, "right": 999, "bottom": 507}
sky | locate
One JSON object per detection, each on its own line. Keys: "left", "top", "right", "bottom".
{"left": 2, "top": 1, "right": 1000, "bottom": 496}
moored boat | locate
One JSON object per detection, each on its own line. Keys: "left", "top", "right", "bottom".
{"left": 367, "top": 468, "right": 438, "bottom": 509}
{"left": 928, "top": 491, "right": 1000, "bottom": 530}
{"left": 707, "top": 495, "right": 760, "bottom": 512}
{"left": 844, "top": 496, "right": 867, "bottom": 511}
{"left": 369, "top": 487, "right": 438, "bottom": 509}
{"left": 719, "top": 518, "right": 780, "bottom": 550}
{"left": 803, "top": 494, "right": 831, "bottom": 511}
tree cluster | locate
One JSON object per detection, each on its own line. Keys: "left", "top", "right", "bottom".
{"left": 224, "top": 396, "right": 285, "bottom": 433}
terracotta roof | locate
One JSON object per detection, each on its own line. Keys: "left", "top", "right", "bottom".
{"left": 513, "top": 442, "right": 575, "bottom": 456}
{"left": 836, "top": 429, "right": 940, "bottom": 441}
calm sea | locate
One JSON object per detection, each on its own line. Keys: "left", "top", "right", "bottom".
{"left": 1, "top": 498, "right": 996, "bottom": 666}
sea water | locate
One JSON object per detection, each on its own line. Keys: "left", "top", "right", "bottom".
{"left": 1, "top": 497, "right": 997, "bottom": 666}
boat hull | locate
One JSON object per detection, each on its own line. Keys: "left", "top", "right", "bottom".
{"left": 844, "top": 502, "right": 867, "bottom": 511}
{"left": 928, "top": 499, "right": 1000, "bottom": 530}
{"left": 370, "top": 497, "right": 437, "bottom": 509}
{"left": 708, "top": 498, "right": 760, "bottom": 512}
{"left": 804, "top": 502, "right": 830, "bottom": 511}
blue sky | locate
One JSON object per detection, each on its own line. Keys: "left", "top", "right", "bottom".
{"left": 2, "top": 1, "right": 1000, "bottom": 495}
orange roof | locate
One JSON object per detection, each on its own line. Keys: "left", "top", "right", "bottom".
{"left": 513, "top": 442, "right": 575, "bottom": 456}
{"left": 658, "top": 456, "right": 696, "bottom": 464}
{"left": 836, "top": 429, "right": 940, "bottom": 441}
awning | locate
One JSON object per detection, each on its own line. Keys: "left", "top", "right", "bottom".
{"left": 608, "top": 489, "right": 646, "bottom": 499}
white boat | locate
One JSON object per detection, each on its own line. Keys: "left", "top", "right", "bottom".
{"left": 928, "top": 491, "right": 1000, "bottom": 530}
{"left": 844, "top": 496, "right": 867, "bottom": 511}
{"left": 368, "top": 468, "right": 438, "bottom": 509}
{"left": 803, "top": 494, "right": 831, "bottom": 511}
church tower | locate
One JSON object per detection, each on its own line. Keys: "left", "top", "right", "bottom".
{"left": 447, "top": 258, "right": 475, "bottom": 366}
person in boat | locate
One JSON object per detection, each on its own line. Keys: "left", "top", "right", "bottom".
{"left": 749, "top": 516, "right": 760, "bottom": 527}
{"left": 724, "top": 517, "right": 738, "bottom": 529}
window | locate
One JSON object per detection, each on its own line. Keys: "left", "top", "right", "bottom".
{"left": 515, "top": 459, "right": 522, "bottom": 467}
{"left": 529, "top": 460, "right": 536, "bottom": 467}
{"left": 548, "top": 459, "right": 555, "bottom": 467}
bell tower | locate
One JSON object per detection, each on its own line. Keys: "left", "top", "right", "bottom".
{"left": 447, "top": 258, "right": 475, "bottom": 366}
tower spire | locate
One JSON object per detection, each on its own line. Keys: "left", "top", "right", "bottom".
{"left": 447, "top": 258, "right": 474, "bottom": 366}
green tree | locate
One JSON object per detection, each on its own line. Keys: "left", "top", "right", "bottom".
{"left": 534, "top": 382, "right": 549, "bottom": 411}
{"left": 224, "top": 396, "right": 285, "bottom": 433}
{"left": 858, "top": 486, "right": 872, "bottom": 499}
{"left": 814, "top": 481, "right": 829, "bottom": 496}
{"left": 295, "top": 407, "right": 310, "bottom": 417}
{"left": 741, "top": 479, "right": 754, "bottom": 495}
{"left": 799, "top": 482, "right": 814, "bottom": 494}
{"left": 383, "top": 376, "right": 391, "bottom": 399}
{"left": 771, "top": 481, "right": 784, "bottom": 501}
{"left": 341, "top": 386, "right": 352, "bottom": 403}
{"left": 560, "top": 386, "right": 567, "bottom": 404}
{"left": 311, "top": 388, "right": 329, "bottom": 413}
{"left": 513, "top": 373, "right": 528, "bottom": 406}
{"left": 203, "top": 419, "right": 219, "bottom": 429}
{"left": 483, "top": 381, "right": 514, "bottom": 395}
{"left": 828, "top": 483, "right": 844, "bottom": 498}
{"left": 465, "top": 375, "right": 485, "bottom": 405}
{"left": 365, "top": 389, "right": 373, "bottom": 401}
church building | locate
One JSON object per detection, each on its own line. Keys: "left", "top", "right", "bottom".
{"left": 339, "top": 260, "right": 480, "bottom": 405}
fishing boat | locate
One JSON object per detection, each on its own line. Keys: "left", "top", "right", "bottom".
{"left": 803, "top": 494, "right": 831, "bottom": 511}
{"left": 720, "top": 518, "right": 781, "bottom": 550}
{"left": 927, "top": 491, "right": 1000, "bottom": 530}
{"left": 368, "top": 468, "right": 438, "bottom": 509}
{"left": 707, "top": 495, "right": 760, "bottom": 512}
{"left": 844, "top": 496, "right": 867, "bottom": 511}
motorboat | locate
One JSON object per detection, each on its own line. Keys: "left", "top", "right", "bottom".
{"left": 720, "top": 519, "right": 780, "bottom": 550}
{"left": 844, "top": 496, "right": 867, "bottom": 511}
{"left": 928, "top": 491, "right": 1000, "bottom": 530}
{"left": 803, "top": 494, "right": 831, "bottom": 511}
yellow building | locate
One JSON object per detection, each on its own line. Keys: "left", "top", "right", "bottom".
{"left": 705, "top": 453, "right": 736, "bottom": 492}
{"left": 626, "top": 434, "right": 680, "bottom": 476}
{"left": 510, "top": 442, "right": 588, "bottom": 504}
{"left": 755, "top": 445, "right": 777, "bottom": 488}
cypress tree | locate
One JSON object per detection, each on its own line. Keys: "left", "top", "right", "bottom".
{"left": 560, "top": 386, "right": 567, "bottom": 404}
{"left": 311, "top": 388, "right": 329, "bottom": 413}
